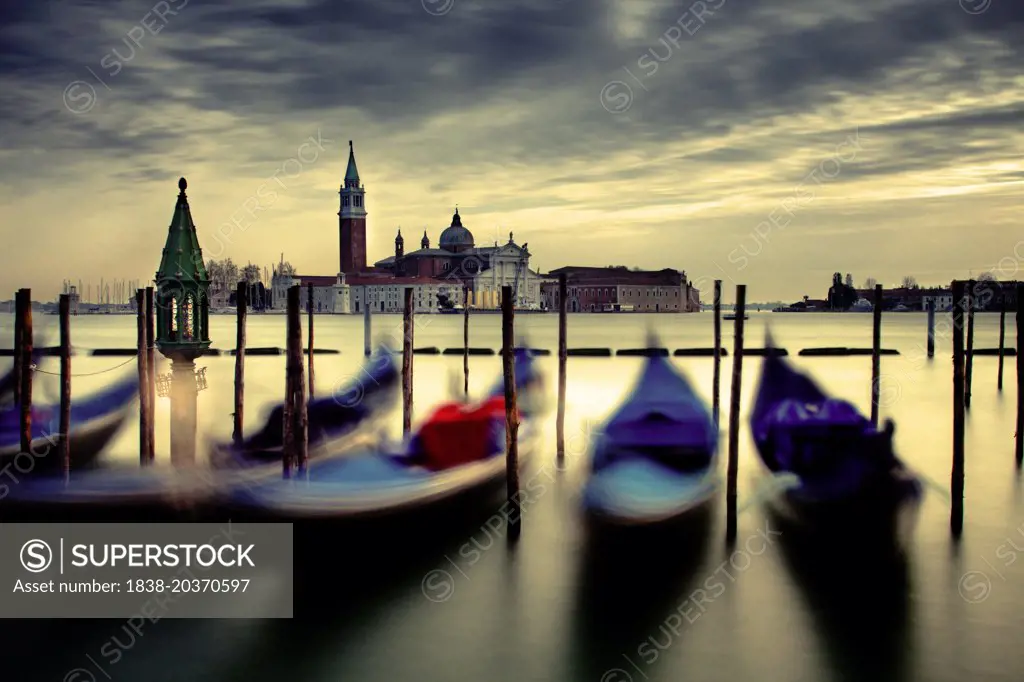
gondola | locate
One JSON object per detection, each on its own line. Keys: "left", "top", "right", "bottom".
{"left": 0, "top": 349, "right": 539, "bottom": 523}
{"left": 207, "top": 344, "right": 400, "bottom": 468}
{"left": 748, "top": 335, "right": 923, "bottom": 548}
{"left": 0, "top": 370, "right": 138, "bottom": 469}
{"left": 485, "top": 344, "right": 547, "bottom": 417}
{"left": 0, "top": 342, "right": 49, "bottom": 407}
{"left": 581, "top": 352, "right": 719, "bottom": 527}
{"left": 0, "top": 365, "right": 18, "bottom": 404}
{"left": 0, "top": 463, "right": 217, "bottom": 521}
{"left": 217, "top": 349, "right": 542, "bottom": 522}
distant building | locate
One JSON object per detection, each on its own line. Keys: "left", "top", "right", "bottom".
{"left": 539, "top": 266, "right": 699, "bottom": 312}
{"left": 848, "top": 282, "right": 1022, "bottom": 312}
{"left": 208, "top": 282, "right": 231, "bottom": 309}
{"left": 346, "top": 276, "right": 458, "bottom": 314}
{"left": 920, "top": 291, "right": 954, "bottom": 311}
{"left": 853, "top": 286, "right": 949, "bottom": 311}
{"left": 970, "top": 279, "right": 1019, "bottom": 311}
{"left": 373, "top": 210, "right": 542, "bottom": 310}
{"left": 332, "top": 142, "right": 542, "bottom": 311}
{"left": 271, "top": 272, "right": 351, "bottom": 314}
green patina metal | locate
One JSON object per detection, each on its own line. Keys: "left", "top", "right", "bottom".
{"left": 344, "top": 140, "right": 360, "bottom": 186}
{"left": 155, "top": 177, "right": 212, "bottom": 357}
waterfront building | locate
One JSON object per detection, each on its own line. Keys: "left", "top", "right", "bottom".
{"left": 854, "top": 286, "right": 953, "bottom": 311}
{"left": 270, "top": 270, "right": 351, "bottom": 314}
{"left": 346, "top": 276, "right": 457, "bottom": 314}
{"left": 920, "top": 290, "right": 954, "bottom": 312}
{"left": 970, "top": 279, "right": 1019, "bottom": 311}
{"left": 539, "top": 266, "right": 699, "bottom": 312}
{"left": 842, "top": 281, "right": 1021, "bottom": 312}
{"left": 373, "top": 211, "right": 543, "bottom": 310}
{"left": 276, "top": 142, "right": 541, "bottom": 312}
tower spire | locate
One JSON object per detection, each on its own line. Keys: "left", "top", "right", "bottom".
{"left": 157, "top": 177, "right": 208, "bottom": 283}
{"left": 344, "top": 140, "right": 360, "bottom": 187}
{"left": 339, "top": 140, "right": 367, "bottom": 274}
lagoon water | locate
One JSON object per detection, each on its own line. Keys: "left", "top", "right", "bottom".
{"left": 2, "top": 311, "right": 1023, "bottom": 682}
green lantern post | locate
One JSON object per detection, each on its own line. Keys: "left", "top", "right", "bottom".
{"left": 155, "top": 177, "right": 211, "bottom": 466}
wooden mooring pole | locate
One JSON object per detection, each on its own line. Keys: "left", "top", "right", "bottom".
{"left": 284, "top": 285, "right": 307, "bottom": 476}
{"left": 294, "top": 286, "right": 308, "bottom": 474}
{"left": 18, "top": 288, "right": 32, "bottom": 456}
{"left": 59, "top": 293, "right": 71, "bottom": 480}
{"left": 726, "top": 284, "right": 746, "bottom": 543}
{"left": 965, "top": 280, "right": 975, "bottom": 410}
{"left": 136, "top": 289, "right": 151, "bottom": 466}
{"left": 307, "top": 282, "right": 315, "bottom": 400}
{"left": 951, "top": 280, "right": 965, "bottom": 536}
{"left": 1016, "top": 283, "right": 1023, "bottom": 468}
{"left": 927, "top": 299, "right": 935, "bottom": 358}
{"left": 502, "top": 285, "right": 521, "bottom": 538}
{"left": 556, "top": 273, "right": 567, "bottom": 467}
{"left": 998, "top": 296, "right": 1006, "bottom": 391}
{"left": 464, "top": 285, "right": 470, "bottom": 400}
{"left": 713, "top": 279, "right": 722, "bottom": 428}
{"left": 145, "top": 287, "right": 155, "bottom": 463}
{"left": 13, "top": 290, "right": 23, "bottom": 405}
{"left": 363, "top": 298, "right": 372, "bottom": 356}
{"left": 233, "top": 283, "right": 247, "bottom": 447}
{"left": 402, "top": 287, "right": 414, "bottom": 437}
{"left": 871, "top": 283, "right": 882, "bottom": 428}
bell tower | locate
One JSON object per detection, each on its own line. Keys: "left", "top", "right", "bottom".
{"left": 339, "top": 140, "right": 367, "bottom": 274}
{"left": 395, "top": 228, "right": 405, "bottom": 277}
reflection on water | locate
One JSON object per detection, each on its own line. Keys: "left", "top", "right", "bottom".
{"left": 1, "top": 312, "right": 1023, "bottom": 682}
{"left": 570, "top": 504, "right": 715, "bottom": 682}
{"left": 772, "top": 511, "right": 916, "bottom": 682}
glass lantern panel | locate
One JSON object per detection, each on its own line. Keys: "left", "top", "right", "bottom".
{"left": 184, "top": 295, "right": 194, "bottom": 339}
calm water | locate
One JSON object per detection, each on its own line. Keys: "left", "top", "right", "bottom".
{"left": 2, "top": 311, "right": 1022, "bottom": 682}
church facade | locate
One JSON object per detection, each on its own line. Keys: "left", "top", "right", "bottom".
{"left": 271, "top": 140, "right": 542, "bottom": 313}
{"left": 372, "top": 211, "right": 542, "bottom": 310}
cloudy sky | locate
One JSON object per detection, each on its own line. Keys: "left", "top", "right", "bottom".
{"left": 0, "top": 0, "right": 1021, "bottom": 303}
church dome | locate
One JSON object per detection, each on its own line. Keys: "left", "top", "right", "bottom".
{"left": 438, "top": 208, "right": 474, "bottom": 251}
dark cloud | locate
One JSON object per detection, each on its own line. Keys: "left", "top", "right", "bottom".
{"left": 1, "top": 0, "right": 1022, "bottom": 300}
{"left": 1, "top": 0, "right": 1020, "bottom": 167}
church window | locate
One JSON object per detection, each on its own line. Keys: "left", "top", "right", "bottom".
{"left": 343, "top": 196, "right": 350, "bottom": 207}
{"left": 355, "top": 196, "right": 361, "bottom": 207}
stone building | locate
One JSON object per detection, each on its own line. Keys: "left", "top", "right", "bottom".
{"left": 539, "top": 266, "right": 699, "bottom": 312}
{"left": 347, "top": 276, "right": 457, "bottom": 314}
{"left": 373, "top": 209, "right": 542, "bottom": 309}
{"left": 852, "top": 282, "right": 1018, "bottom": 312}
{"left": 331, "top": 141, "right": 543, "bottom": 311}
{"left": 270, "top": 271, "right": 351, "bottom": 313}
